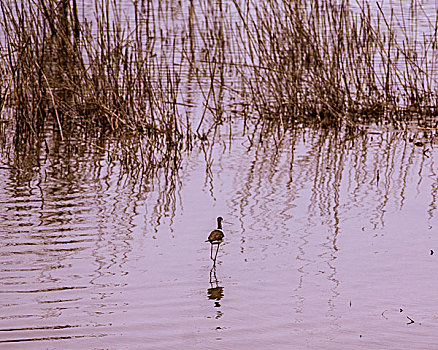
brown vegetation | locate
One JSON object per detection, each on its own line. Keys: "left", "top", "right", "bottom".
{"left": 0, "top": 0, "right": 437, "bottom": 171}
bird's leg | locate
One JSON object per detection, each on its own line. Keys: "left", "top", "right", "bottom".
{"left": 214, "top": 243, "right": 220, "bottom": 261}
{"left": 210, "top": 244, "right": 214, "bottom": 260}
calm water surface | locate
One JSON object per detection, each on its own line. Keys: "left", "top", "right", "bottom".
{"left": 1, "top": 125, "right": 438, "bottom": 349}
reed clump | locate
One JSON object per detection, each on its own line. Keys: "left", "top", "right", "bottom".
{"left": 2, "top": 1, "right": 183, "bottom": 139}
{"left": 1, "top": 0, "right": 438, "bottom": 168}
{"left": 0, "top": 0, "right": 192, "bottom": 177}
{"left": 231, "top": 0, "right": 438, "bottom": 129}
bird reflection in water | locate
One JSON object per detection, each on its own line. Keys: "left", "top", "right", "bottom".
{"left": 208, "top": 266, "right": 224, "bottom": 319}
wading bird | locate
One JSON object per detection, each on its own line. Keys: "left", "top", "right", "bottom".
{"left": 206, "top": 217, "right": 224, "bottom": 261}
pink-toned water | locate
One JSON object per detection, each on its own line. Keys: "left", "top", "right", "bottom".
{"left": 1, "top": 126, "right": 437, "bottom": 349}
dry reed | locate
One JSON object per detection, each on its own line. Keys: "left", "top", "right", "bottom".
{"left": 0, "top": 0, "right": 437, "bottom": 175}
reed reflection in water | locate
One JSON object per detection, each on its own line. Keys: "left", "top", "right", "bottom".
{"left": 1, "top": 124, "right": 437, "bottom": 348}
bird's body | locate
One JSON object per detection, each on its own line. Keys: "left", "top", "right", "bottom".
{"left": 206, "top": 217, "right": 224, "bottom": 261}
{"left": 206, "top": 229, "right": 224, "bottom": 245}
